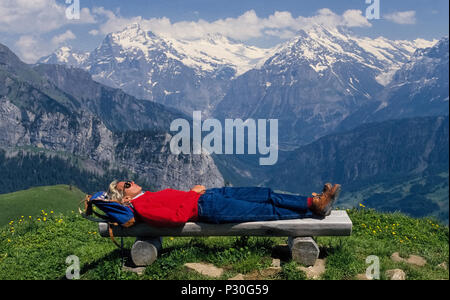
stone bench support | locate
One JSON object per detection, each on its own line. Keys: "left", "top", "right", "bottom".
{"left": 99, "top": 210, "right": 352, "bottom": 267}
{"left": 129, "top": 237, "right": 163, "bottom": 266}
{"left": 288, "top": 237, "right": 320, "bottom": 266}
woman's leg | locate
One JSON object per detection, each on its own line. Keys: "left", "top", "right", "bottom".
{"left": 206, "top": 187, "right": 310, "bottom": 212}
{"left": 198, "top": 188, "right": 311, "bottom": 224}
{"left": 270, "top": 191, "right": 310, "bottom": 212}
{"left": 210, "top": 187, "right": 271, "bottom": 203}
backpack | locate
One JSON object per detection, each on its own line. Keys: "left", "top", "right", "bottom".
{"left": 82, "top": 191, "right": 136, "bottom": 228}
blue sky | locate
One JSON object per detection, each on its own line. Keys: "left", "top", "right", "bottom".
{"left": 0, "top": 0, "right": 448, "bottom": 62}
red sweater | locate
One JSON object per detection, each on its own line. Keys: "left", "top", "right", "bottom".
{"left": 131, "top": 189, "right": 201, "bottom": 227}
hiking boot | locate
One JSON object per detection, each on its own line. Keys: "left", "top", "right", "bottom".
{"left": 311, "top": 183, "right": 333, "bottom": 198}
{"left": 322, "top": 183, "right": 333, "bottom": 194}
{"left": 310, "top": 184, "right": 341, "bottom": 217}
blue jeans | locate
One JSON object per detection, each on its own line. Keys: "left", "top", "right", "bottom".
{"left": 197, "top": 187, "right": 311, "bottom": 224}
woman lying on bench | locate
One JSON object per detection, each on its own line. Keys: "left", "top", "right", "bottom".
{"left": 105, "top": 181, "right": 340, "bottom": 227}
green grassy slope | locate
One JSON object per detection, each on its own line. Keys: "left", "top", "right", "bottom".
{"left": 338, "top": 172, "right": 449, "bottom": 224}
{"left": 0, "top": 185, "right": 85, "bottom": 226}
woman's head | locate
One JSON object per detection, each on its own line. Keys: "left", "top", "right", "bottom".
{"left": 107, "top": 180, "right": 143, "bottom": 204}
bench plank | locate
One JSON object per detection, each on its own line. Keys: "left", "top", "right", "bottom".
{"left": 99, "top": 210, "right": 352, "bottom": 237}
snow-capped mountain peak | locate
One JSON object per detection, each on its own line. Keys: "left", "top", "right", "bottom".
{"left": 38, "top": 45, "right": 89, "bottom": 66}
{"left": 108, "top": 23, "right": 168, "bottom": 55}
{"left": 163, "top": 33, "right": 273, "bottom": 76}
{"left": 37, "top": 22, "right": 440, "bottom": 119}
{"left": 43, "top": 24, "right": 276, "bottom": 115}
{"left": 92, "top": 23, "right": 272, "bottom": 76}
{"left": 265, "top": 24, "right": 437, "bottom": 86}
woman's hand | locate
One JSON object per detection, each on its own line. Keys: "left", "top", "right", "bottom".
{"left": 191, "top": 185, "right": 206, "bottom": 195}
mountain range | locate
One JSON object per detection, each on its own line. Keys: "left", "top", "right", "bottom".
{"left": 2, "top": 23, "right": 449, "bottom": 221}
{"left": 338, "top": 37, "right": 449, "bottom": 130}
{"left": 267, "top": 115, "right": 449, "bottom": 194}
{"left": 39, "top": 23, "right": 272, "bottom": 117}
{"left": 214, "top": 26, "right": 442, "bottom": 147}
{"left": 40, "top": 24, "right": 440, "bottom": 148}
{"left": 0, "top": 42, "right": 224, "bottom": 192}
{"left": 279, "top": 115, "right": 449, "bottom": 221}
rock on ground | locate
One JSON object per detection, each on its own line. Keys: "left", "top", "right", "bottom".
{"left": 355, "top": 273, "right": 372, "bottom": 280}
{"left": 228, "top": 274, "right": 245, "bottom": 280}
{"left": 297, "top": 258, "right": 326, "bottom": 279}
{"left": 386, "top": 269, "right": 406, "bottom": 280}
{"left": 184, "top": 262, "right": 224, "bottom": 278}
{"left": 406, "top": 255, "right": 427, "bottom": 267}
{"left": 391, "top": 252, "right": 427, "bottom": 267}
{"left": 271, "top": 259, "right": 281, "bottom": 268}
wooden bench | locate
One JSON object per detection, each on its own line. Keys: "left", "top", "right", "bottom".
{"left": 99, "top": 210, "right": 352, "bottom": 267}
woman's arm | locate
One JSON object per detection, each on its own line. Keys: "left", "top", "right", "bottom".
{"left": 190, "top": 185, "right": 206, "bottom": 194}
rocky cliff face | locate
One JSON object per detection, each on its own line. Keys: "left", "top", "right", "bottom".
{"left": 113, "top": 130, "right": 223, "bottom": 190}
{"left": 32, "top": 63, "right": 187, "bottom": 133}
{"left": 0, "top": 98, "right": 114, "bottom": 163}
{"left": 0, "top": 43, "right": 224, "bottom": 191}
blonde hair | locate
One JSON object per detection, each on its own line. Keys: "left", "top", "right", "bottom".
{"left": 107, "top": 180, "right": 124, "bottom": 204}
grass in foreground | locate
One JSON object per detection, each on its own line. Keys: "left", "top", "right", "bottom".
{"left": 0, "top": 208, "right": 448, "bottom": 280}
